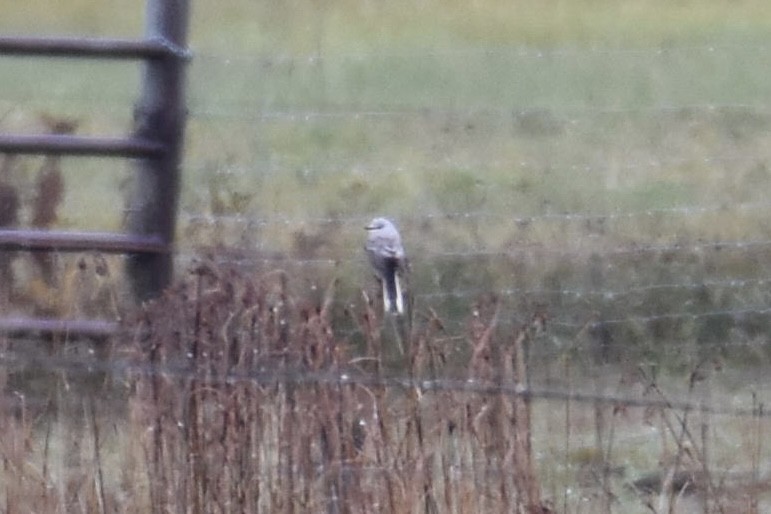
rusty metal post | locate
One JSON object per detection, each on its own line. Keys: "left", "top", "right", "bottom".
{"left": 127, "top": 0, "right": 190, "bottom": 300}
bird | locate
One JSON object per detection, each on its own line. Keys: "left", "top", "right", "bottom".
{"left": 365, "top": 217, "right": 406, "bottom": 314}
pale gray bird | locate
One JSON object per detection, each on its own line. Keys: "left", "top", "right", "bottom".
{"left": 365, "top": 217, "right": 406, "bottom": 314}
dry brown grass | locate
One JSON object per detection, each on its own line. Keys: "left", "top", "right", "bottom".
{"left": 125, "top": 259, "right": 550, "bottom": 513}
{"left": 0, "top": 260, "right": 769, "bottom": 513}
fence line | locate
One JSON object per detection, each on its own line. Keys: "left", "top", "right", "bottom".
{"left": 3, "top": 96, "right": 769, "bottom": 122}
{"left": 187, "top": 103, "right": 771, "bottom": 122}
{"left": 176, "top": 247, "right": 771, "bottom": 300}
{"left": 550, "top": 305, "right": 771, "bottom": 328}
{"left": 414, "top": 276, "right": 771, "bottom": 301}
{"left": 0, "top": 352, "right": 764, "bottom": 419}
{"left": 186, "top": 152, "right": 762, "bottom": 179}
{"left": 194, "top": 41, "right": 771, "bottom": 62}
{"left": 181, "top": 198, "right": 771, "bottom": 229}
{"left": 334, "top": 305, "right": 771, "bottom": 331}
{"left": 166, "top": 251, "right": 771, "bottom": 328}
{"left": 175, "top": 238, "right": 771, "bottom": 267}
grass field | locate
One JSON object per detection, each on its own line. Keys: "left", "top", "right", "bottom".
{"left": 0, "top": 262, "right": 769, "bottom": 513}
{"left": 1, "top": 0, "right": 771, "bottom": 512}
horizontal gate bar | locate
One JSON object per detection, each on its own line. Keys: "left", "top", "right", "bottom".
{"left": 0, "top": 36, "right": 190, "bottom": 60}
{"left": 0, "top": 134, "right": 165, "bottom": 157}
{"left": 0, "top": 230, "right": 168, "bottom": 254}
{"left": 0, "top": 317, "right": 119, "bottom": 338}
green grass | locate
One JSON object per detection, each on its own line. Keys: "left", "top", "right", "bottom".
{"left": 1, "top": 1, "right": 771, "bottom": 354}
{"left": 2, "top": 4, "right": 771, "bottom": 512}
{"left": 1, "top": 1, "right": 770, "bottom": 233}
{"left": 184, "top": 0, "right": 771, "bottom": 52}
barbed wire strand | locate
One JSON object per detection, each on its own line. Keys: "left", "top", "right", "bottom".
{"left": 0, "top": 354, "right": 765, "bottom": 420}
{"left": 195, "top": 41, "right": 771, "bottom": 63}
{"left": 187, "top": 103, "right": 771, "bottom": 123}
{"left": 187, "top": 151, "right": 765, "bottom": 178}
{"left": 181, "top": 198, "right": 771, "bottom": 230}
{"left": 174, "top": 238, "right": 771, "bottom": 270}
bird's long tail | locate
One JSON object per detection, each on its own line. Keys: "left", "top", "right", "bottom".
{"left": 382, "top": 264, "right": 403, "bottom": 314}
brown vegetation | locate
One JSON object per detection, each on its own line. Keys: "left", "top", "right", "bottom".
{"left": 127, "top": 260, "right": 551, "bottom": 513}
{"left": 0, "top": 259, "right": 768, "bottom": 513}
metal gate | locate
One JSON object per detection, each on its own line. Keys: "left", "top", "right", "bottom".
{"left": 0, "top": 0, "right": 190, "bottom": 338}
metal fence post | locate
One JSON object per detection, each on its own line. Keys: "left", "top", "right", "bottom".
{"left": 127, "top": 0, "right": 190, "bottom": 301}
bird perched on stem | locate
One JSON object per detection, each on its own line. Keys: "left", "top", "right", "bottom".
{"left": 365, "top": 217, "right": 406, "bottom": 314}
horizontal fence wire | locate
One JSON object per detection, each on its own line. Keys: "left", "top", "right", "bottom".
{"left": 4, "top": 96, "right": 769, "bottom": 118}
{"left": 175, "top": 238, "right": 771, "bottom": 266}
{"left": 0, "top": 353, "right": 764, "bottom": 419}
{"left": 185, "top": 152, "right": 764, "bottom": 176}
{"left": 193, "top": 41, "right": 771, "bottom": 61}
{"left": 2, "top": 41, "right": 771, "bottom": 116}
{"left": 186, "top": 104, "right": 771, "bottom": 123}
{"left": 181, "top": 199, "right": 771, "bottom": 229}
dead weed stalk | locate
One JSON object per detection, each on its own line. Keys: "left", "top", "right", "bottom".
{"left": 128, "top": 261, "right": 551, "bottom": 513}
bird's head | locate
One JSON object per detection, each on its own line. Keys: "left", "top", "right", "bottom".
{"left": 365, "top": 217, "right": 394, "bottom": 231}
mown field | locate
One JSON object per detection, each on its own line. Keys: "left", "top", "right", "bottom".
{"left": 1, "top": 1, "right": 771, "bottom": 512}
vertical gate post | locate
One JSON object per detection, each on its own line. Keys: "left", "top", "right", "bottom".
{"left": 126, "top": 0, "right": 190, "bottom": 301}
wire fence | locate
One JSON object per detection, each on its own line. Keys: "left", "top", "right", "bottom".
{"left": 168, "top": 38, "right": 771, "bottom": 369}
{"left": 2, "top": 39, "right": 768, "bottom": 353}
{"left": 167, "top": 36, "right": 771, "bottom": 511}
{"left": 0, "top": 348, "right": 767, "bottom": 419}
{"left": 1, "top": 15, "right": 771, "bottom": 511}
{"left": 2, "top": 253, "right": 767, "bottom": 512}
